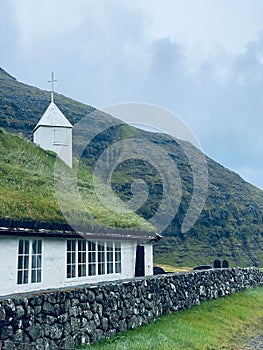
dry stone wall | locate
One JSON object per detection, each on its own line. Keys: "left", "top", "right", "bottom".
{"left": 0, "top": 268, "right": 263, "bottom": 349}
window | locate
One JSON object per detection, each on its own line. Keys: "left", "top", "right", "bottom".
{"left": 17, "top": 240, "right": 29, "bottom": 284}
{"left": 53, "top": 128, "right": 68, "bottom": 145}
{"left": 78, "top": 240, "right": 86, "bottom": 277}
{"left": 98, "top": 241, "right": 105, "bottom": 275}
{"left": 107, "top": 242, "right": 114, "bottom": 274}
{"left": 67, "top": 240, "right": 76, "bottom": 278}
{"left": 115, "top": 242, "right": 122, "bottom": 274}
{"left": 66, "top": 240, "right": 121, "bottom": 279}
{"left": 31, "top": 240, "right": 42, "bottom": 283}
{"left": 88, "top": 241, "right": 96, "bottom": 276}
{"left": 17, "top": 240, "right": 42, "bottom": 285}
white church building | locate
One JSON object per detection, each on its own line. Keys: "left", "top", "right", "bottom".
{"left": 0, "top": 74, "right": 157, "bottom": 297}
{"left": 33, "top": 73, "right": 73, "bottom": 168}
{"left": 0, "top": 227, "right": 156, "bottom": 297}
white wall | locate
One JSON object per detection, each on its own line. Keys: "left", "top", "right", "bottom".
{"left": 144, "top": 242, "right": 153, "bottom": 276}
{"left": 0, "top": 236, "right": 142, "bottom": 297}
{"left": 33, "top": 126, "right": 72, "bottom": 168}
{"left": 0, "top": 237, "right": 17, "bottom": 295}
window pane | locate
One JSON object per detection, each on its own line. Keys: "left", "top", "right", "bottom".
{"left": 32, "top": 240, "right": 37, "bottom": 254}
{"left": 23, "top": 270, "right": 29, "bottom": 284}
{"left": 88, "top": 241, "right": 96, "bottom": 251}
{"left": 67, "top": 252, "right": 72, "bottom": 264}
{"left": 71, "top": 265, "right": 76, "bottom": 278}
{"left": 106, "top": 242, "right": 114, "bottom": 274}
{"left": 24, "top": 241, "right": 29, "bottom": 254}
{"left": 32, "top": 270, "right": 36, "bottom": 283}
{"left": 107, "top": 262, "right": 113, "bottom": 274}
{"left": 18, "top": 240, "right": 23, "bottom": 254}
{"left": 78, "top": 264, "right": 86, "bottom": 277}
{"left": 67, "top": 264, "right": 71, "bottom": 278}
{"left": 18, "top": 256, "right": 23, "bottom": 270}
{"left": 32, "top": 255, "right": 36, "bottom": 269}
{"left": 107, "top": 251, "right": 113, "bottom": 260}
{"left": 37, "top": 255, "right": 41, "bottom": 268}
{"left": 24, "top": 256, "right": 29, "bottom": 269}
{"left": 98, "top": 250, "right": 105, "bottom": 263}
{"left": 37, "top": 241, "right": 42, "bottom": 254}
{"left": 78, "top": 240, "right": 86, "bottom": 251}
{"left": 17, "top": 271, "right": 23, "bottom": 285}
{"left": 88, "top": 264, "right": 96, "bottom": 276}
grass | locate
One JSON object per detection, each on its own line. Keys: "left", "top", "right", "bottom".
{"left": 154, "top": 263, "right": 192, "bottom": 273}
{"left": 83, "top": 287, "right": 263, "bottom": 349}
{"left": 0, "top": 128, "right": 153, "bottom": 231}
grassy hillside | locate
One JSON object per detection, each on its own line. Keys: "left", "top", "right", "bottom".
{"left": 0, "top": 128, "right": 151, "bottom": 232}
{"left": 1, "top": 67, "right": 263, "bottom": 266}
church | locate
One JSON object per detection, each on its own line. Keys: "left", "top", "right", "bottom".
{"left": 0, "top": 74, "right": 157, "bottom": 297}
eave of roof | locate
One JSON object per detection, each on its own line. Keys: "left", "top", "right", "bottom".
{"left": 0, "top": 226, "right": 158, "bottom": 242}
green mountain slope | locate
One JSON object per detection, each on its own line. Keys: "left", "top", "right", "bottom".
{"left": 1, "top": 67, "right": 263, "bottom": 267}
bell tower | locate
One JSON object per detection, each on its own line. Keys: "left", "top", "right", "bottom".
{"left": 33, "top": 73, "right": 73, "bottom": 167}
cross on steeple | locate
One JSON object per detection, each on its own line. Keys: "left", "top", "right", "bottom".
{"left": 48, "top": 72, "right": 57, "bottom": 103}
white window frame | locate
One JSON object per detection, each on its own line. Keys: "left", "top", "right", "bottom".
{"left": 31, "top": 240, "right": 42, "bottom": 283}
{"left": 17, "top": 239, "right": 43, "bottom": 285}
{"left": 88, "top": 241, "right": 96, "bottom": 276}
{"left": 66, "top": 239, "right": 122, "bottom": 279}
{"left": 97, "top": 241, "right": 105, "bottom": 275}
{"left": 115, "top": 241, "right": 122, "bottom": 274}
{"left": 78, "top": 240, "right": 87, "bottom": 277}
{"left": 66, "top": 240, "right": 76, "bottom": 278}
{"left": 106, "top": 241, "right": 114, "bottom": 274}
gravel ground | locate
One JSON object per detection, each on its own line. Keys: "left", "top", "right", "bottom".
{"left": 243, "top": 334, "right": 263, "bottom": 349}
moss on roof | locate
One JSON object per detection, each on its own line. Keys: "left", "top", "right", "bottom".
{"left": 0, "top": 129, "right": 154, "bottom": 235}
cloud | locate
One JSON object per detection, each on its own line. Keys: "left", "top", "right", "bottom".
{"left": 1, "top": 1, "right": 263, "bottom": 188}
{"left": 0, "top": 1, "right": 20, "bottom": 69}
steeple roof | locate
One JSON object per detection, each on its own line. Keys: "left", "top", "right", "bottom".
{"left": 34, "top": 102, "right": 73, "bottom": 131}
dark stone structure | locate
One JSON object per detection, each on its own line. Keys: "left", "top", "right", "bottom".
{"left": 213, "top": 259, "right": 222, "bottom": 268}
{"left": 193, "top": 265, "right": 212, "bottom": 270}
{"left": 222, "top": 260, "right": 229, "bottom": 268}
{"left": 0, "top": 268, "right": 262, "bottom": 349}
{"left": 153, "top": 266, "right": 166, "bottom": 275}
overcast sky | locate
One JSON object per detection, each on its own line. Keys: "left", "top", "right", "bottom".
{"left": 1, "top": 0, "right": 263, "bottom": 189}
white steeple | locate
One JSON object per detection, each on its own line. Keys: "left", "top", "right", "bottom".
{"left": 33, "top": 73, "right": 73, "bottom": 168}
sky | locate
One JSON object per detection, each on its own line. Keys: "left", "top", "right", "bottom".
{"left": 1, "top": 0, "right": 263, "bottom": 189}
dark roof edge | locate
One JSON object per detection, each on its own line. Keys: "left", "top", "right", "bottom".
{"left": 0, "top": 227, "right": 158, "bottom": 241}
